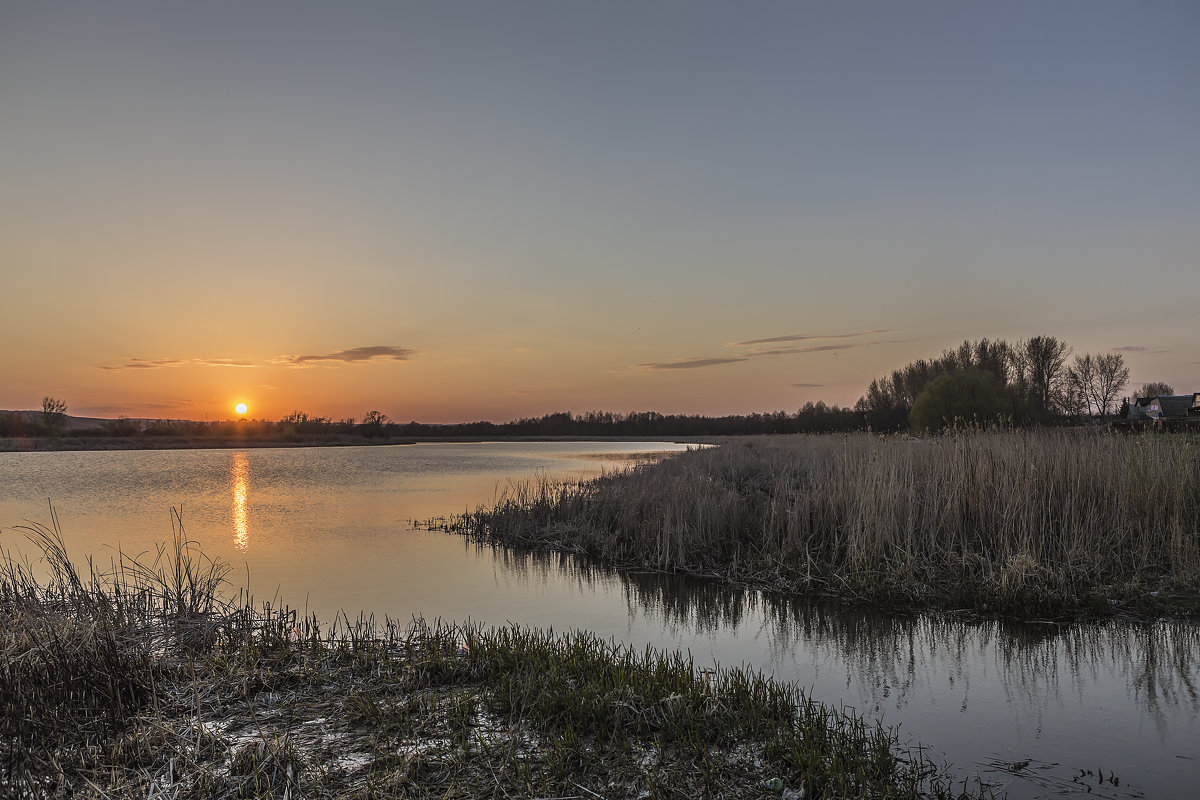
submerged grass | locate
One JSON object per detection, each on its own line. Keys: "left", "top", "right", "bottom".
{"left": 432, "top": 430, "right": 1200, "bottom": 618}
{"left": 2, "top": 511, "right": 989, "bottom": 799}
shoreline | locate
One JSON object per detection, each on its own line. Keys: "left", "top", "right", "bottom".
{"left": 3, "top": 529, "right": 988, "bottom": 799}
{"left": 0, "top": 434, "right": 718, "bottom": 453}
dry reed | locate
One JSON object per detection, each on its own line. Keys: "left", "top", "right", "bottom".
{"left": 436, "top": 430, "right": 1200, "bottom": 616}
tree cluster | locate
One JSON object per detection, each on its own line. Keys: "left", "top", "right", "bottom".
{"left": 857, "top": 336, "right": 1139, "bottom": 432}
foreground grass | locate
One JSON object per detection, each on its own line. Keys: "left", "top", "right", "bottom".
{"left": 2, "top": 516, "right": 986, "bottom": 799}
{"left": 432, "top": 430, "right": 1200, "bottom": 618}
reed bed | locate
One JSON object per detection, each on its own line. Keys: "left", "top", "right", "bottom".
{"left": 435, "top": 430, "right": 1200, "bottom": 617}
{"left": 2, "top": 513, "right": 987, "bottom": 799}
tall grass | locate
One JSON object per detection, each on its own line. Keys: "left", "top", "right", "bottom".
{"left": 438, "top": 430, "right": 1200, "bottom": 616}
{"left": 0, "top": 507, "right": 266, "bottom": 796}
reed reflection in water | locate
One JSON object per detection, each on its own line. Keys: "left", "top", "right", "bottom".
{"left": 481, "top": 543, "right": 1199, "bottom": 720}
{"left": 231, "top": 451, "right": 249, "bottom": 550}
{"left": 479, "top": 543, "right": 1199, "bottom": 799}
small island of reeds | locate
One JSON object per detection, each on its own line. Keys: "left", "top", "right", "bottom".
{"left": 431, "top": 429, "right": 1200, "bottom": 619}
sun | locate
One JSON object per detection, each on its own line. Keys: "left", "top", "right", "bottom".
{"left": 235, "top": 403, "right": 248, "bottom": 416}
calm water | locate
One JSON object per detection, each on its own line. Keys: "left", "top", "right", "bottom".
{"left": 1, "top": 443, "right": 1196, "bottom": 798}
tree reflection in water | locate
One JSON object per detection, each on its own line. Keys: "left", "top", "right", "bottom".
{"left": 482, "top": 540, "right": 1199, "bottom": 736}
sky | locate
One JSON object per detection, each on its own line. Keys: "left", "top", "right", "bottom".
{"left": 2, "top": 1, "right": 1197, "bottom": 423}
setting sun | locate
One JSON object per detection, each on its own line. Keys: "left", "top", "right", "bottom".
{"left": 235, "top": 403, "right": 248, "bottom": 416}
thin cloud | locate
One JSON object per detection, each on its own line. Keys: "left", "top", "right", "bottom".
{"left": 101, "top": 356, "right": 257, "bottom": 370}
{"left": 100, "top": 358, "right": 188, "bottom": 371}
{"left": 746, "top": 339, "right": 908, "bottom": 358}
{"left": 732, "top": 330, "right": 889, "bottom": 347}
{"left": 790, "top": 383, "right": 824, "bottom": 388}
{"left": 1112, "top": 346, "right": 1167, "bottom": 354}
{"left": 750, "top": 344, "right": 849, "bottom": 357}
{"left": 196, "top": 358, "right": 256, "bottom": 368}
{"left": 634, "top": 337, "right": 907, "bottom": 374}
{"left": 274, "top": 346, "right": 415, "bottom": 366}
{"left": 636, "top": 357, "right": 748, "bottom": 371}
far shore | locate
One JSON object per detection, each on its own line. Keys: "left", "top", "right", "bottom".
{"left": 0, "top": 434, "right": 717, "bottom": 453}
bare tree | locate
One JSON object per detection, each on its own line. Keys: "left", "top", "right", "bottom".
{"left": 1064, "top": 358, "right": 1092, "bottom": 417}
{"left": 1015, "top": 336, "right": 1072, "bottom": 418}
{"left": 1093, "top": 353, "right": 1131, "bottom": 417}
{"left": 1068, "top": 353, "right": 1130, "bottom": 418}
{"left": 41, "top": 396, "right": 67, "bottom": 434}
{"left": 361, "top": 410, "right": 389, "bottom": 426}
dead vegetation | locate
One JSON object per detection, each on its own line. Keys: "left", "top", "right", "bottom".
{"left": 431, "top": 430, "right": 1200, "bottom": 618}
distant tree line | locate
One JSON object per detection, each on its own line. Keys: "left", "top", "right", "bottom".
{"left": 0, "top": 403, "right": 860, "bottom": 440}
{"left": 272, "top": 406, "right": 860, "bottom": 438}
{"left": 386, "top": 405, "right": 861, "bottom": 437}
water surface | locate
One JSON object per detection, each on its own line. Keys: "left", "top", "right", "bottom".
{"left": 1, "top": 443, "right": 1195, "bottom": 798}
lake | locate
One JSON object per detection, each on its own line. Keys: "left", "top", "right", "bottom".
{"left": 1, "top": 442, "right": 1196, "bottom": 798}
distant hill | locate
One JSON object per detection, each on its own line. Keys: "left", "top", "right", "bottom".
{"left": 0, "top": 410, "right": 160, "bottom": 431}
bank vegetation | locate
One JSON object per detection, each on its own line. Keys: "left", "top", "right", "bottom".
{"left": 2, "top": 512, "right": 985, "bottom": 799}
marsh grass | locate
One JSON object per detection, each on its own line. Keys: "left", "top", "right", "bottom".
{"left": 434, "top": 430, "right": 1200, "bottom": 617}
{"left": 1, "top": 511, "right": 988, "bottom": 799}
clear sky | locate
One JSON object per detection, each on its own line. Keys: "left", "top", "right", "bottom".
{"left": 2, "top": 1, "right": 1197, "bottom": 422}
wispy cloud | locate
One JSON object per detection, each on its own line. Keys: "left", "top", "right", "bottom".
{"left": 1112, "top": 345, "right": 1167, "bottom": 354}
{"left": 732, "top": 330, "right": 889, "bottom": 347}
{"left": 196, "top": 358, "right": 256, "bottom": 367}
{"left": 633, "top": 335, "right": 905, "bottom": 373}
{"left": 790, "top": 383, "right": 824, "bottom": 388}
{"left": 101, "top": 356, "right": 257, "bottom": 371}
{"left": 101, "top": 346, "right": 411, "bottom": 371}
{"left": 100, "top": 358, "right": 188, "bottom": 371}
{"left": 750, "top": 344, "right": 853, "bottom": 357}
{"left": 274, "top": 345, "right": 415, "bottom": 366}
{"left": 746, "top": 339, "right": 908, "bottom": 358}
{"left": 636, "top": 357, "right": 748, "bottom": 371}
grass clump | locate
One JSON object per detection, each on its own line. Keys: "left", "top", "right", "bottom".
{"left": 433, "top": 430, "right": 1200, "bottom": 618}
{"left": 1, "top": 511, "right": 988, "bottom": 799}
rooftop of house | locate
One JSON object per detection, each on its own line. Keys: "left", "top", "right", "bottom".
{"left": 1128, "top": 393, "right": 1200, "bottom": 418}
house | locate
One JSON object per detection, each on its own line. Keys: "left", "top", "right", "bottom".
{"left": 1118, "top": 393, "right": 1200, "bottom": 429}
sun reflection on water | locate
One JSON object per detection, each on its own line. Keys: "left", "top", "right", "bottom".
{"left": 231, "top": 451, "right": 249, "bottom": 550}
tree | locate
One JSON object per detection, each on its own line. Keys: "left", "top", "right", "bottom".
{"left": 41, "top": 396, "right": 67, "bottom": 434}
{"left": 856, "top": 377, "right": 909, "bottom": 431}
{"left": 280, "top": 410, "right": 310, "bottom": 425}
{"left": 1138, "top": 381, "right": 1174, "bottom": 399}
{"left": 1014, "top": 336, "right": 1071, "bottom": 419}
{"left": 909, "top": 368, "right": 1010, "bottom": 431}
{"left": 1067, "top": 353, "right": 1130, "bottom": 418}
{"left": 360, "top": 410, "right": 389, "bottom": 438}
{"left": 857, "top": 339, "right": 1018, "bottom": 431}
{"left": 1091, "top": 353, "right": 1130, "bottom": 418}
